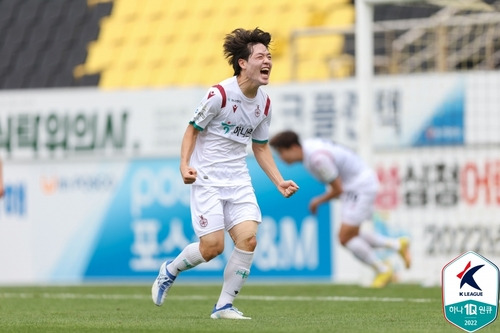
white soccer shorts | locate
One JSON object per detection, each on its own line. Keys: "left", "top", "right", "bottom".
{"left": 190, "top": 184, "right": 262, "bottom": 237}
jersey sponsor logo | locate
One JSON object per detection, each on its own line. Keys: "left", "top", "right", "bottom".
{"left": 233, "top": 126, "right": 253, "bottom": 138}
{"left": 221, "top": 122, "right": 253, "bottom": 138}
{"left": 221, "top": 122, "right": 236, "bottom": 134}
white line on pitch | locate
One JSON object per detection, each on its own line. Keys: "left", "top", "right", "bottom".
{"left": 0, "top": 292, "right": 433, "bottom": 303}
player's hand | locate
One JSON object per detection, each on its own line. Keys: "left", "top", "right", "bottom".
{"left": 279, "top": 180, "right": 299, "bottom": 198}
{"left": 180, "top": 166, "right": 197, "bottom": 184}
{"left": 309, "top": 197, "right": 321, "bottom": 215}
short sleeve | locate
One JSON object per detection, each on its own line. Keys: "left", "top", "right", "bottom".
{"left": 309, "top": 152, "right": 338, "bottom": 183}
{"left": 189, "top": 86, "right": 224, "bottom": 130}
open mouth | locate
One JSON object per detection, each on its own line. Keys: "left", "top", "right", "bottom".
{"left": 260, "top": 68, "right": 270, "bottom": 76}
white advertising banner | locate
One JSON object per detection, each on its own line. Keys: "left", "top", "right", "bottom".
{"left": 0, "top": 87, "right": 206, "bottom": 160}
{"left": 0, "top": 71, "right": 499, "bottom": 162}
{"left": 1, "top": 161, "right": 126, "bottom": 283}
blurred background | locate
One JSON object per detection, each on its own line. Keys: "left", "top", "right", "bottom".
{"left": 0, "top": 0, "right": 499, "bottom": 286}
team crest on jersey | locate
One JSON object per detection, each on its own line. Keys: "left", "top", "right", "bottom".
{"left": 255, "top": 105, "right": 261, "bottom": 117}
{"left": 233, "top": 105, "right": 238, "bottom": 112}
{"left": 199, "top": 215, "right": 208, "bottom": 228}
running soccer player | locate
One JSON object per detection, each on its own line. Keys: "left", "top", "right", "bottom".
{"left": 151, "top": 28, "right": 299, "bottom": 319}
{"left": 269, "top": 130, "right": 411, "bottom": 288}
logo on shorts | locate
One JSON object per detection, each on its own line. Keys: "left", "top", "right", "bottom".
{"left": 199, "top": 215, "right": 208, "bottom": 228}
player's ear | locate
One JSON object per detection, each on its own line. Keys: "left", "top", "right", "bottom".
{"left": 238, "top": 58, "right": 247, "bottom": 70}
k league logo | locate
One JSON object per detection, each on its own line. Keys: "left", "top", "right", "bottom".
{"left": 457, "top": 261, "right": 484, "bottom": 294}
{"left": 442, "top": 251, "right": 499, "bottom": 332}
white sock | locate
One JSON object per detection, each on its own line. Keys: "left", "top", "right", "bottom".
{"left": 216, "top": 247, "right": 254, "bottom": 309}
{"left": 345, "top": 236, "right": 388, "bottom": 273}
{"left": 360, "top": 229, "right": 400, "bottom": 250}
{"left": 167, "top": 242, "right": 206, "bottom": 277}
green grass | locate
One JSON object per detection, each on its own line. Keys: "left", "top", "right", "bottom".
{"left": 0, "top": 283, "right": 497, "bottom": 332}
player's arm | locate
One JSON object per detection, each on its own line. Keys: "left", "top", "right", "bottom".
{"left": 252, "top": 141, "right": 299, "bottom": 198}
{"left": 309, "top": 177, "right": 343, "bottom": 214}
{"left": 180, "top": 124, "right": 199, "bottom": 184}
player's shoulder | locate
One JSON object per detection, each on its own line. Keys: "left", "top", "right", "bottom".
{"left": 256, "top": 87, "right": 270, "bottom": 102}
{"left": 207, "top": 76, "right": 240, "bottom": 107}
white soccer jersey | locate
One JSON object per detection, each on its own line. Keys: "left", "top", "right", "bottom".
{"left": 189, "top": 76, "right": 272, "bottom": 186}
{"left": 302, "top": 138, "right": 378, "bottom": 191}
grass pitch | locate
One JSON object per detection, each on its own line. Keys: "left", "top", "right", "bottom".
{"left": 0, "top": 283, "right": 497, "bottom": 332}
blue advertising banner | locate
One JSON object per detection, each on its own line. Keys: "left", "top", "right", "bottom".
{"left": 83, "top": 158, "right": 332, "bottom": 281}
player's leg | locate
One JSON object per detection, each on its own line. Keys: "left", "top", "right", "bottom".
{"left": 152, "top": 185, "right": 225, "bottom": 306}
{"left": 211, "top": 186, "right": 260, "bottom": 319}
{"left": 210, "top": 220, "right": 257, "bottom": 320}
{"left": 168, "top": 230, "right": 224, "bottom": 275}
{"left": 359, "top": 229, "right": 411, "bottom": 269}
{"left": 340, "top": 224, "right": 390, "bottom": 273}
{"left": 340, "top": 191, "right": 393, "bottom": 287}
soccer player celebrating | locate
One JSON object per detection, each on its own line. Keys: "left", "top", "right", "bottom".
{"left": 269, "top": 130, "right": 411, "bottom": 288}
{"left": 152, "top": 28, "right": 299, "bottom": 319}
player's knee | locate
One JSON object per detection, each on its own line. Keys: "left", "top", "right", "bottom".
{"left": 338, "top": 224, "right": 360, "bottom": 246}
{"left": 199, "top": 241, "right": 224, "bottom": 261}
{"left": 339, "top": 235, "right": 350, "bottom": 247}
{"left": 246, "top": 234, "right": 258, "bottom": 251}
{"left": 235, "top": 233, "right": 257, "bottom": 252}
{"left": 338, "top": 232, "right": 355, "bottom": 247}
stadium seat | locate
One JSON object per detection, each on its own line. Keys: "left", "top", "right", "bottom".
{"left": 114, "top": 40, "right": 143, "bottom": 70}
{"left": 140, "top": 0, "right": 169, "bottom": 21}
{"left": 110, "top": 0, "right": 139, "bottom": 22}
{"left": 84, "top": 41, "right": 115, "bottom": 74}
{"left": 98, "top": 17, "right": 128, "bottom": 46}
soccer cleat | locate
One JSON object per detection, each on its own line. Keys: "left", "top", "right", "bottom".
{"left": 151, "top": 260, "right": 176, "bottom": 306}
{"left": 371, "top": 266, "right": 393, "bottom": 288}
{"left": 398, "top": 237, "right": 412, "bottom": 269}
{"left": 210, "top": 303, "right": 251, "bottom": 320}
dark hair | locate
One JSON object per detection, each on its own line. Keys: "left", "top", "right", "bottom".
{"left": 269, "top": 130, "right": 301, "bottom": 149}
{"left": 223, "top": 28, "right": 272, "bottom": 76}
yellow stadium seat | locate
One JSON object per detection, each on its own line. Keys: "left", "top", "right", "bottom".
{"left": 84, "top": 41, "right": 115, "bottom": 74}
{"left": 141, "top": 42, "right": 168, "bottom": 68}
{"left": 98, "top": 17, "right": 129, "bottom": 46}
{"left": 162, "top": 1, "right": 190, "bottom": 19}
{"left": 324, "top": 4, "right": 355, "bottom": 27}
{"left": 126, "top": 67, "right": 153, "bottom": 88}
{"left": 271, "top": 57, "right": 292, "bottom": 83}
{"left": 150, "top": 63, "right": 182, "bottom": 87}
{"left": 127, "top": 18, "right": 159, "bottom": 45}
{"left": 113, "top": 40, "right": 143, "bottom": 70}
{"left": 296, "top": 59, "right": 331, "bottom": 81}
{"left": 111, "top": 0, "right": 139, "bottom": 22}
{"left": 99, "top": 67, "right": 130, "bottom": 89}
{"left": 140, "top": 0, "right": 169, "bottom": 21}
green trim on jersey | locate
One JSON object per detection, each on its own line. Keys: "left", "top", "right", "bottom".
{"left": 252, "top": 138, "right": 269, "bottom": 144}
{"left": 189, "top": 121, "right": 204, "bottom": 131}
